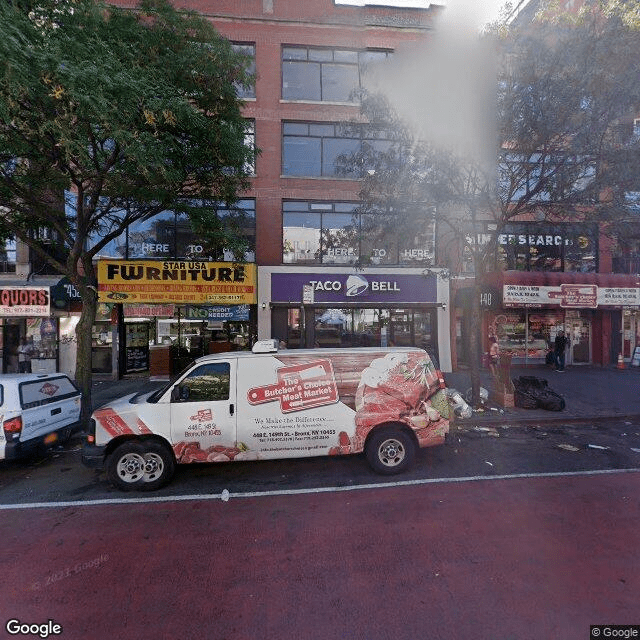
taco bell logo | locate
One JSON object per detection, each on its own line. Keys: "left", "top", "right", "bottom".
{"left": 345, "top": 275, "right": 369, "bottom": 297}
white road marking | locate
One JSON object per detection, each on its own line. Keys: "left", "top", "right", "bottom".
{"left": 0, "top": 467, "right": 638, "bottom": 511}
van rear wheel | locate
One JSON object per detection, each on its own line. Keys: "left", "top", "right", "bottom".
{"left": 365, "top": 427, "right": 415, "bottom": 475}
{"left": 107, "top": 441, "right": 175, "bottom": 491}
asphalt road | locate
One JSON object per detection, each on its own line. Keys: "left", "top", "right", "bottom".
{"left": 2, "top": 419, "right": 639, "bottom": 640}
{"left": 0, "top": 418, "right": 639, "bottom": 503}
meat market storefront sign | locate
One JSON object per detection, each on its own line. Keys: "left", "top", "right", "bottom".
{"left": 97, "top": 260, "right": 257, "bottom": 305}
{"left": 503, "top": 284, "right": 640, "bottom": 308}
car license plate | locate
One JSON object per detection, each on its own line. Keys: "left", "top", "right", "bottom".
{"left": 44, "top": 433, "right": 58, "bottom": 445}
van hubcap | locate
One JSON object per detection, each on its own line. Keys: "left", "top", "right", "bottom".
{"left": 379, "top": 439, "right": 405, "bottom": 467}
{"left": 142, "top": 453, "right": 164, "bottom": 482}
{"left": 117, "top": 453, "right": 145, "bottom": 483}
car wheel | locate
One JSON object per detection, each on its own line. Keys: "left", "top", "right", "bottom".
{"left": 365, "top": 426, "right": 415, "bottom": 475}
{"left": 107, "top": 441, "right": 175, "bottom": 492}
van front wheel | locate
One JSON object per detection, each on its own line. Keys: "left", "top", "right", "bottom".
{"left": 107, "top": 441, "right": 175, "bottom": 491}
{"left": 365, "top": 427, "right": 415, "bottom": 475}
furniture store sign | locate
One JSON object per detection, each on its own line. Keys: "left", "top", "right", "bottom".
{"left": 97, "top": 260, "right": 257, "bottom": 305}
{"left": 0, "top": 287, "right": 50, "bottom": 317}
{"left": 271, "top": 272, "right": 437, "bottom": 304}
{"left": 503, "top": 284, "right": 640, "bottom": 308}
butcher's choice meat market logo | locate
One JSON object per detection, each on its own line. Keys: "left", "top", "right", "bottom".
{"left": 247, "top": 360, "right": 339, "bottom": 413}
{"left": 39, "top": 383, "right": 59, "bottom": 396}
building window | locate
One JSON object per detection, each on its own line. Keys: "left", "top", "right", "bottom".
{"left": 282, "top": 201, "right": 435, "bottom": 266}
{"left": 282, "top": 121, "right": 394, "bottom": 178}
{"left": 496, "top": 222, "right": 597, "bottom": 273}
{"left": 499, "top": 152, "right": 596, "bottom": 203}
{"left": 86, "top": 199, "right": 256, "bottom": 262}
{"left": 232, "top": 43, "right": 256, "bottom": 100}
{"left": 0, "top": 238, "right": 16, "bottom": 273}
{"left": 282, "top": 47, "right": 392, "bottom": 103}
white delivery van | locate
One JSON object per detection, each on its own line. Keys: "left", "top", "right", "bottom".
{"left": 1, "top": 373, "right": 82, "bottom": 460}
{"left": 82, "top": 342, "right": 469, "bottom": 491}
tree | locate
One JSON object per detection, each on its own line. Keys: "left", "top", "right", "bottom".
{"left": 0, "top": 0, "right": 255, "bottom": 425}
{"left": 338, "top": 2, "right": 640, "bottom": 402}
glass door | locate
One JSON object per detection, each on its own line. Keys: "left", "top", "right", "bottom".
{"left": 567, "top": 318, "right": 591, "bottom": 364}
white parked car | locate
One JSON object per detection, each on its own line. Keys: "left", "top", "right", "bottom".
{"left": 0, "top": 373, "right": 82, "bottom": 460}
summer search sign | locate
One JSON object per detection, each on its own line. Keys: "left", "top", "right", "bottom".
{"left": 97, "top": 260, "right": 256, "bottom": 305}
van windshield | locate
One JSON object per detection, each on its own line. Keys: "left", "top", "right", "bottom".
{"left": 144, "top": 363, "right": 195, "bottom": 404}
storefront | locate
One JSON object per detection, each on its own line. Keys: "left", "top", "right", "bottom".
{"left": 0, "top": 280, "right": 72, "bottom": 375}
{"left": 257, "top": 266, "right": 452, "bottom": 371}
{"left": 483, "top": 271, "right": 640, "bottom": 366}
{"left": 97, "top": 259, "right": 257, "bottom": 378}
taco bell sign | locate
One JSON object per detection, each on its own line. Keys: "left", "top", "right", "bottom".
{"left": 271, "top": 272, "right": 437, "bottom": 304}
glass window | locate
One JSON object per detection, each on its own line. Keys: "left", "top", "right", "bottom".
{"left": 179, "top": 362, "right": 230, "bottom": 402}
{"left": 496, "top": 222, "right": 597, "bottom": 273}
{"left": 564, "top": 225, "right": 597, "bottom": 273}
{"left": 322, "top": 136, "right": 360, "bottom": 178}
{"left": 176, "top": 200, "right": 256, "bottom": 262}
{"left": 282, "top": 201, "right": 434, "bottom": 266}
{"left": 282, "top": 46, "right": 391, "bottom": 103}
{"left": 321, "top": 213, "right": 359, "bottom": 265}
{"left": 283, "top": 210, "right": 321, "bottom": 264}
{"left": 282, "top": 61, "right": 321, "bottom": 100}
{"left": 322, "top": 64, "right": 360, "bottom": 102}
{"left": 283, "top": 135, "right": 322, "bottom": 176}
{"left": 0, "top": 238, "right": 16, "bottom": 273}
{"left": 127, "top": 211, "right": 176, "bottom": 259}
{"left": 497, "top": 224, "right": 529, "bottom": 271}
{"left": 232, "top": 43, "right": 256, "bottom": 99}
{"left": 360, "top": 214, "right": 398, "bottom": 265}
{"left": 287, "top": 308, "right": 302, "bottom": 348}
{"left": 398, "top": 212, "right": 436, "bottom": 265}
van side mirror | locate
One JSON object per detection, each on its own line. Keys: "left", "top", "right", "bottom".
{"left": 170, "top": 385, "right": 190, "bottom": 402}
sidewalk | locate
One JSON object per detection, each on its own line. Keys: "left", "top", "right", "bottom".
{"left": 90, "top": 364, "right": 640, "bottom": 426}
{"left": 446, "top": 364, "right": 640, "bottom": 426}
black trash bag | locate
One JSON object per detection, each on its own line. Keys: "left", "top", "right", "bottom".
{"left": 535, "top": 389, "right": 566, "bottom": 411}
{"left": 512, "top": 376, "right": 565, "bottom": 411}
{"left": 514, "top": 387, "right": 539, "bottom": 409}
{"left": 517, "top": 376, "right": 548, "bottom": 389}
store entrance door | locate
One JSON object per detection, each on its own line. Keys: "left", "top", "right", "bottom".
{"left": 567, "top": 318, "right": 591, "bottom": 365}
{"left": 622, "top": 311, "right": 639, "bottom": 360}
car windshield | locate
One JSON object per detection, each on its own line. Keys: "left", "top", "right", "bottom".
{"left": 144, "top": 363, "right": 196, "bottom": 403}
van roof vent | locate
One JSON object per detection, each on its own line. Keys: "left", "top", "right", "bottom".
{"left": 251, "top": 339, "right": 279, "bottom": 353}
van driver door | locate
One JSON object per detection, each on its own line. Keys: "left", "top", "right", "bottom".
{"left": 170, "top": 360, "right": 238, "bottom": 462}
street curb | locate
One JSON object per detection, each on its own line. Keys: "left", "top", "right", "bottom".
{"left": 453, "top": 413, "right": 640, "bottom": 429}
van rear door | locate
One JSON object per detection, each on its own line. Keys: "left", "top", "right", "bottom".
{"left": 19, "top": 376, "right": 81, "bottom": 443}
{"left": 170, "top": 360, "right": 238, "bottom": 462}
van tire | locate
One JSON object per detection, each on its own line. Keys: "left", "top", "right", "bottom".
{"left": 365, "top": 426, "right": 415, "bottom": 475}
{"left": 107, "top": 441, "right": 175, "bottom": 492}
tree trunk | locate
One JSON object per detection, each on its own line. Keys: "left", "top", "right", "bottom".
{"left": 469, "top": 279, "right": 482, "bottom": 407}
{"left": 74, "top": 282, "right": 98, "bottom": 430}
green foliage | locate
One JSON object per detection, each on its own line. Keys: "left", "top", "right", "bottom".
{"left": 0, "top": 0, "right": 255, "bottom": 267}
{"left": 0, "top": 0, "right": 255, "bottom": 417}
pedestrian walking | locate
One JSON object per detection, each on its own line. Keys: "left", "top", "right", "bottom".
{"left": 554, "top": 330, "right": 568, "bottom": 372}
{"left": 17, "top": 337, "right": 33, "bottom": 373}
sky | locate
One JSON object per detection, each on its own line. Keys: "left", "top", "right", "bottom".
{"left": 341, "top": 0, "right": 506, "bottom": 164}
{"left": 339, "top": 0, "right": 511, "bottom": 29}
